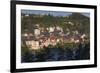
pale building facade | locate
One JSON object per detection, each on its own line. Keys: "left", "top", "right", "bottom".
{"left": 34, "top": 29, "right": 40, "bottom": 36}
{"left": 26, "top": 40, "right": 40, "bottom": 50}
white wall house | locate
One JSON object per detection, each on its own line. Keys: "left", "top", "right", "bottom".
{"left": 56, "top": 26, "right": 63, "bottom": 32}
{"left": 34, "top": 29, "right": 40, "bottom": 36}
{"left": 68, "top": 21, "right": 74, "bottom": 26}
{"left": 26, "top": 40, "right": 40, "bottom": 50}
{"left": 49, "top": 27, "right": 55, "bottom": 32}
{"left": 25, "top": 14, "right": 29, "bottom": 17}
{"left": 74, "top": 40, "right": 80, "bottom": 43}
{"left": 56, "top": 26, "right": 61, "bottom": 30}
{"left": 81, "top": 34, "right": 86, "bottom": 39}
{"left": 22, "top": 33, "right": 28, "bottom": 37}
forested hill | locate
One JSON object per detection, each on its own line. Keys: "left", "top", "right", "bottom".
{"left": 68, "top": 13, "right": 89, "bottom": 20}
{"left": 21, "top": 13, "right": 90, "bottom": 34}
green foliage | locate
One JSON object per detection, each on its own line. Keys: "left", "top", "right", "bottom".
{"left": 21, "top": 13, "right": 90, "bottom": 34}
{"left": 63, "top": 43, "right": 77, "bottom": 49}
{"left": 21, "top": 46, "right": 31, "bottom": 56}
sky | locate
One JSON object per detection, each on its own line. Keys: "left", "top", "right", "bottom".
{"left": 21, "top": 9, "right": 90, "bottom": 17}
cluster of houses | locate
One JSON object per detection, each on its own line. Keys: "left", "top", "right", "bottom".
{"left": 21, "top": 24, "right": 88, "bottom": 50}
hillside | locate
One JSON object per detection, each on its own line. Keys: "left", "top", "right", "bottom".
{"left": 21, "top": 13, "right": 90, "bottom": 34}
